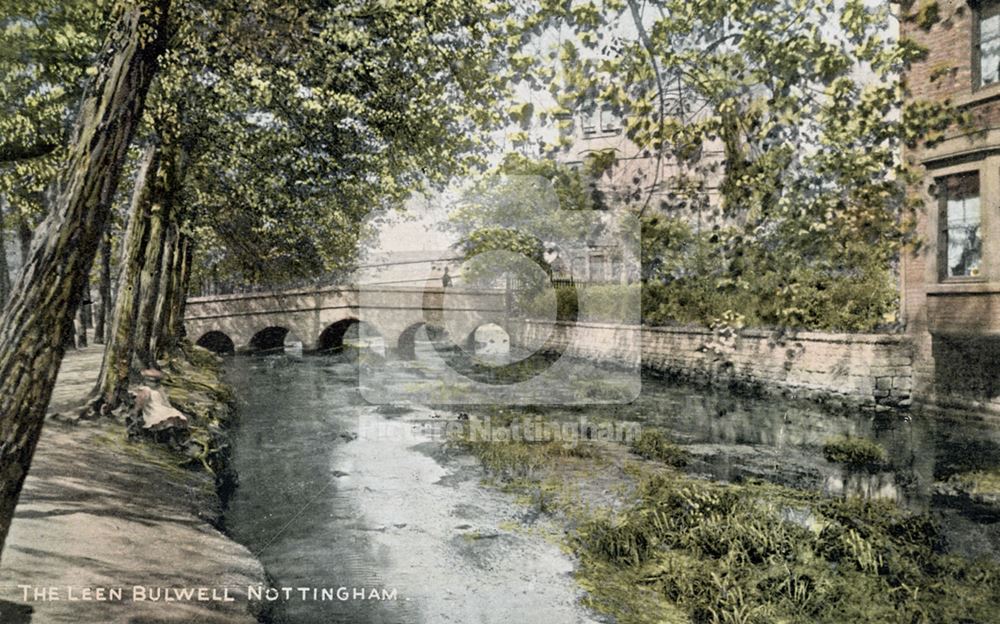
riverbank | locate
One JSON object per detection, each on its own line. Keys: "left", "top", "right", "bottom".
{"left": 0, "top": 345, "right": 268, "bottom": 624}
{"left": 452, "top": 411, "right": 1000, "bottom": 623}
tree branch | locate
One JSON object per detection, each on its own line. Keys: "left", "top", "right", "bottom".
{"left": 0, "top": 139, "right": 59, "bottom": 163}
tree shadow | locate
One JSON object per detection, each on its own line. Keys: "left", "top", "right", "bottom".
{"left": 0, "top": 600, "right": 33, "bottom": 624}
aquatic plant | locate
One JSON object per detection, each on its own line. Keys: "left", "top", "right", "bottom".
{"left": 953, "top": 470, "right": 1000, "bottom": 497}
{"left": 629, "top": 430, "right": 690, "bottom": 467}
{"left": 450, "top": 412, "right": 597, "bottom": 481}
{"left": 577, "top": 474, "right": 1000, "bottom": 624}
{"left": 821, "top": 436, "right": 887, "bottom": 471}
{"left": 457, "top": 412, "right": 1000, "bottom": 623}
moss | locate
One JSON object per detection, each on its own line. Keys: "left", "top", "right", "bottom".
{"left": 822, "top": 436, "right": 887, "bottom": 471}
{"left": 629, "top": 429, "right": 689, "bottom": 467}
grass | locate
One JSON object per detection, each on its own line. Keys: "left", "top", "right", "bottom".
{"left": 451, "top": 414, "right": 599, "bottom": 482}
{"left": 629, "top": 429, "right": 690, "bottom": 466}
{"left": 576, "top": 473, "right": 1000, "bottom": 624}
{"left": 947, "top": 467, "right": 1000, "bottom": 498}
{"left": 456, "top": 412, "right": 1000, "bottom": 624}
{"left": 821, "top": 436, "right": 888, "bottom": 471}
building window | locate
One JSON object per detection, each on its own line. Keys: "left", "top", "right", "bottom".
{"left": 600, "top": 107, "right": 621, "bottom": 132}
{"left": 976, "top": 0, "right": 1000, "bottom": 87}
{"left": 939, "top": 172, "right": 982, "bottom": 280}
{"left": 572, "top": 255, "right": 587, "bottom": 281}
{"left": 589, "top": 253, "right": 607, "bottom": 282}
{"left": 581, "top": 108, "right": 599, "bottom": 134}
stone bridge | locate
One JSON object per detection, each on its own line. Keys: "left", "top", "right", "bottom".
{"left": 183, "top": 286, "right": 509, "bottom": 356}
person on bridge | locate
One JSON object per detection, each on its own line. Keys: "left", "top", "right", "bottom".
{"left": 441, "top": 266, "right": 452, "bottom": 288}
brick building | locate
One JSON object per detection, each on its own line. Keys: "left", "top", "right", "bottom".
{"left": 551, "top": 102, "right": 725, "bottom": 285}
{"left": 903, "top": 0, "right": 1000, "bottom": 413}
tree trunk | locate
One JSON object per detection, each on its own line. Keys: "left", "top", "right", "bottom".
{"left": 95, "top": 144, "right": 160, "bottom": 408}
{"left": 96, "top": 136, "right": 187, "bottom": 397}
{"left": 75, "top": 278, "right": 89, "bottom": 349}
{"left": 134, "top": 194, "right": 170, "bottom": 367}
{"left": 0, "top": 196, "right": 11, "bottom": 309}
{"left": 0, "top": 0, "right": 170, "bottom": 560}
{"left": 150, "top": 218, "right": 179, "bottom": 360}
{"left": 94, "top": 229, "right": 112, "bottom": 343}
{"left": 171, "top": 234, "right": 192, "bottom": 342}
{"left": 16, "top": 215, "right": 31, "bottom": 272}
{"left": 133, "top": 141, "right": 187, "bottom": 367}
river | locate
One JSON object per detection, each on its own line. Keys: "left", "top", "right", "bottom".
{"left": 221, "top": 350, "right": 1000, "bottom": 623}
{"left": 222, "top": 353, "right": 601, "bottom": 624}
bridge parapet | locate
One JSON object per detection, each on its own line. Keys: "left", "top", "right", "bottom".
{"left": 184, "top": 285, "right": 509, "bottom": 354}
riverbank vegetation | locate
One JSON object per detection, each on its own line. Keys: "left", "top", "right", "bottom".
{"left": 629, "top": 430, "right": 689, "bottom": 467}
{"left": 822, "top": 436, "right": 889, "bottom": 472}
{"left": 453, "top": 416, "right": 1000, "bottom": 624}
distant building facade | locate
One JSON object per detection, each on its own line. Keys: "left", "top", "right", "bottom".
{"left": 902, "top": 0, "right": 1000, "bottom": 413}
{"left": 551, "top": 100, "right": 725, "bottom": 285}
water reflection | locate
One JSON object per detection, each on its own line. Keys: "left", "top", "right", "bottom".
{"left": 223, "top": 353, "right": 599, "bottom": 624}
{"left": 517, "top": 369, "right": 1000, "bottom": 560}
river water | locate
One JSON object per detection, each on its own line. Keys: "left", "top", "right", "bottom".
{"left": 222, "top": 351, "right": 1000, "bottom": 623}
{"left": 223, "top": 353, "right": 601, "bottom": 624}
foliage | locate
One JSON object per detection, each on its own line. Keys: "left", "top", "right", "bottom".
{"left": 0, "top": 0, "right": 108, "bottom": 231}
{"left": 822, "top": 436, "right": 889, "bottom": 471}
{"left": 640, "top": 215, "right": 901, "bottom": 330}
{"left": 629, "top": 429, "right": 689, "bottom": 467}
{"left": 577, "top": 474, "right": 1000, "bottom": 624}
{"left": 519, "top": 283, "right": 640, "bottom": 323}
{"left": 143, "top": 0, "right": 521, "bottom": 291}
{"left": 509, "top": 0, "right": 957, "bottom": 332}
{"left": 446, "top": 153, "right": 617, "bottom": 288}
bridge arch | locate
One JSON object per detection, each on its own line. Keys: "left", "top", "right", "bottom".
{"left": 467, "top": 322, "right": 510, "bottom": 357}
{"left": 318, "top": 318, "right": 384, "bottom": 354}
{"left": 248, "top": 326, "right": 302, "bottom": 354}
{"left": 184, "top": 286, "right": 509, "bottom": 356}
{"left": 397, "top": 322, "right": 450, "bottom": 360}
{"left": 196, "top": 330, "right": 235, "bottom": 355}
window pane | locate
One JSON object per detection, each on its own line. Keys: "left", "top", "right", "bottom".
{"left": 589, "top": 254, "right": 606, "bottom": 281}
{"left": 600, "top": 107, "right": 620, "bottom": 132}
{"left": 982, "top": 14, "right": 1000, "bottom": 85}
{"left": 942, "top": 174, "right": 982, "bottom": 278}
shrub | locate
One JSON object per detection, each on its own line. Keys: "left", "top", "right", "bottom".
{"left": 822, "top": 436, "right": 888, "bottom": 471}
{"left": 518, "top": 283, "right": 641, "bottom": 323}
{"left": 629, "top": 430, "right": 689, "bottom": 467}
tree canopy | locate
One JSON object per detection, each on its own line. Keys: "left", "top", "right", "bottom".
{"left": 501, "top": 0, "right": 955, "bottom": 330}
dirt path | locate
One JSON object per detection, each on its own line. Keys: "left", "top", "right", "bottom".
{"left": 0, "top": 346, "right": 267, "bottom": 624}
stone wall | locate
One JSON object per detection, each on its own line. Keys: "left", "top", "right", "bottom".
{"left": 509, "top": 320, "right": 913, "bottom": 411}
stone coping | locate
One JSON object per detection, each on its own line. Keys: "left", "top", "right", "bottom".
{"left": 515, "top": 318, "right": 908, "bottom": 345}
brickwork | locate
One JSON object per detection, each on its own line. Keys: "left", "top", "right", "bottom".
{"left": 903, "top": 0, "right": 1000, "bottom": 414}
